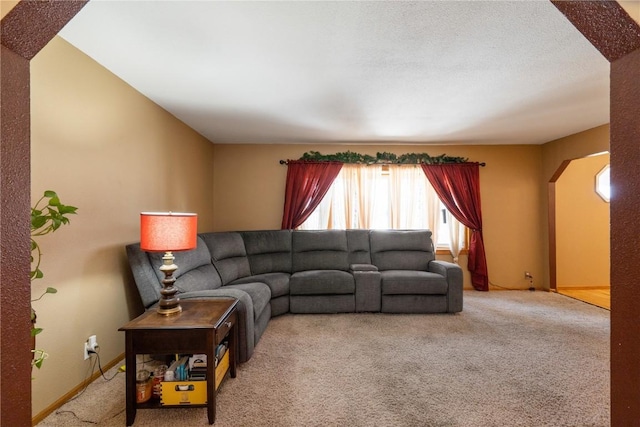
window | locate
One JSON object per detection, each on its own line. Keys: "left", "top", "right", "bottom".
{"left": 595, "top": 164, "right": 610, "bottom": 202}
{"left": 300, "top": 164, "right": 467, "bottom": 254}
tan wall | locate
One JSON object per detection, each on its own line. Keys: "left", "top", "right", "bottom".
{"left": 30, "top": 37, "right": 215, "bottom": 417}
{"left": 213, "top": 144, "right": 544, "bottom": 291}
{"left": 556, "top": 154, "right": 610, "bottom": 287}
{"left": 0, "top": 0, "right": 19, "bottom": 19}
{"left": 619, "top": 1, "right": 640, "bottom": 24}
{"left": 540, "top": 125, "right": 609, "bottom": 288}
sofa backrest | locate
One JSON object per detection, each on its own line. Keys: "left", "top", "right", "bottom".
{"left": 292, "top": 230, "right": 350, "bottom": 272}
{"left": 126, "top": 236, "right": 222, "bottom": 308}
{"left": 346, "top": 229, "right": 372, "bottom": 265}
{"left": 369, "top": 229, "right": 435, "bottom": 271}
{"left": 241, "top": 230, "right": 292, "bottom": 275}
{"left": 200, "top": 232, "right": 251, "bottom": 285}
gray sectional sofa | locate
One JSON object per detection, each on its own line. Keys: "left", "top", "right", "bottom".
{"left": 126, "top": 229, "right": 463, "bottom": 363}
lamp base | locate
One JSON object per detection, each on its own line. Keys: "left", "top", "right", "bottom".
{"left": 157, "top": 305, "right": 182, "bottom": 316}
{"left": 157, "top": 251, "right": 182, "bottom": 316}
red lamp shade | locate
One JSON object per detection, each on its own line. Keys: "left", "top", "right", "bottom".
{"left": 140, "top": 212, "right": 198, "bottom": 252}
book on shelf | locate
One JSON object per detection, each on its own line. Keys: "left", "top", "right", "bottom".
{"left": 189, "top": 354, "right": 207, "bottom": 369}
{"left": 215, "top": 342, "right": 227, "bottom": 366}
{"left": 189, "top": 367, "right": 207, "bottom": 381}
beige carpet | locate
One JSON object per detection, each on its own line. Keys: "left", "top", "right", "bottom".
{"left": 38, "top": 291, "right": 610, "bottom": 427}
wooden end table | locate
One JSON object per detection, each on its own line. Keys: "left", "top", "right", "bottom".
{"left": 119, "top": 299, "right": 238, "bottom": 426}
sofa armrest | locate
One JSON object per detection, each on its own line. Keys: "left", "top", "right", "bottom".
{"left": 350, "top": 265, "right": 381, "bottom": 312}
{"left": 350, "top": 263, "right": 378, "bottom": 272}
{"left": 428, "top": 260, "right": 463, "bottom": 313}
{"left": 126, "top": 243, "right": 162, "bottom": 308}
{"left": 175, "top": 289, "right": 255, "bottom": 363}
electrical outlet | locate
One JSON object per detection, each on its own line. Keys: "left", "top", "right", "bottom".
{"left": 83, "top": 335, "right": 98, "bottom": 360}
{"left": 88, "top": 335, "right": 98, "bottom": 351}
{"left": 524, "top": 271, "right": 535, "bottom": 292}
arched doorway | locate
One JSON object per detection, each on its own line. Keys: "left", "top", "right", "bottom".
{"left": 550, "top": 153, "right": 610, "bottom": 309}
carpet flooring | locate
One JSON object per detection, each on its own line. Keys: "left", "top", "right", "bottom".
{"left": 38, "top": 291, "right": 610, "bottom": 427}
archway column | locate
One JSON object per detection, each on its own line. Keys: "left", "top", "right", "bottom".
{"left": 1, "top": 42, "right": 32, "bottom": 427}
{"left": 1, "top": 2, "right": 88, "bottom": 425}
{"left": 610, "top": 47, "right": 640, "bottom": 425}
{"left": 550, "top": 1, "right": 640, "bottom": 424}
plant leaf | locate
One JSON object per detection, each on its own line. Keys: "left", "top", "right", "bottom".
{"left": 49, "top": 195, "right": 61, "bottom": 206}
{"left": 58, "top": 205, "right": 78, "bottom": 215}
{"left": 31, "top": 216, "right": 47, "bottom": 229}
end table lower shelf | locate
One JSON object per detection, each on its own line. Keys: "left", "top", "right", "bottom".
{"left": 119, "top": 299, "right": 238, "bottom": 426}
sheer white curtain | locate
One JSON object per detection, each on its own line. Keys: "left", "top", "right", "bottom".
{"left": 358, "top": 165, "right": 383, "bottom": 228}
{"left": 390, "top": 166, "right": 417, "bottom": 229}
{"left": 342, "top": 164, "right": 359, "bottom": 228}
{"left": 300, "top": 164, "right": 465, "bottom": 253}
{"left": 388, "top": 166, "right": 439, "bottom": 244}
{"left": 298, "top": 166, "right": 359, "bottom": 230}
{"left": 336, "top": 164, "right": 386, "bottom": 229}
{"left": 298, "top": 185, "right": 335, "bottom": 230}
{"left": 447, "top": 214, "right": 465, "bottom": 264}
{"left": 425, "top": 186, "right": 441, "bottom": 248}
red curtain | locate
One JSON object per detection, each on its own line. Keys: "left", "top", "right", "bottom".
{"left": 421, "top": 163, "right": 488, "bottom": 291}
{"left": 281, "top": 161, "right": 343, "bottom": 229}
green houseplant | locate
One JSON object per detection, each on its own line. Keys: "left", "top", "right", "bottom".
{"left": 31, "top": 190, "right": 77, "bottom": 369}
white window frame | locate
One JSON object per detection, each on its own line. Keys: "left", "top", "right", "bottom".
{"left": 595, "top": 164, "right": 610, "bottom": 203}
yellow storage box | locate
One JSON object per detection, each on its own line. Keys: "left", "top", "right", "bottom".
{"left": 160, "top": 351, "right": 229, "bottom": 406}
{"left": 160, "top": 381, "right": 207, "bottom": 406}
{"left": 215, "top": 350, "right": 229, "bottom": 390}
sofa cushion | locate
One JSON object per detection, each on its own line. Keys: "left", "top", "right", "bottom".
{"left": 380, "top": 270, "right": 448, "bottom": 295}
{"left": 146, "top": 237, "right": 222, "bottom": 294}
{"left": 241, "top": 230, "right": 292, "bottom": 274}
{"left": 174, "top": 238, "right": 222, "bottom": 293}
{"left": 232, "top": 272, "right": 290, "bottom": 298}
{"left": 172, "top": 264, "right": 222, "bottom": 294}
{"left": 370, "top": 230, "right": 435, "bottom": 271}
{"left": 200, "top": 232, "right": 251, "bottom": 285}
{"left": 224, "top": 282, "right": 271, "bottom": 321}
{"left": 292, "top": 230, "right": 349, "bottom": 272}
{"left": 347, "top": 229, "right": 372, "bottom": 265}
{"left": 290, "top": 295, "right": 355, "bottom": 314}
{"left": 290, "top": 270, "right": 355, "bottom": 295}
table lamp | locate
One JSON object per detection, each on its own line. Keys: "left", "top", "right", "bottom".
{"left": 140, "top": 212, "right": 198, "bottom": 315}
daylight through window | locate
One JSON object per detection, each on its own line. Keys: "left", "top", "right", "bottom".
{"left": 595, "top": 164, "right": 610, "bottom": 203}
{"left": 299, "top": 164, "right": 467, "bottom": 257}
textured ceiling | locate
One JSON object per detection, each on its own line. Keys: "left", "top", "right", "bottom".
{"left": 58, "top": 0, "right": 610, "bottom": 145}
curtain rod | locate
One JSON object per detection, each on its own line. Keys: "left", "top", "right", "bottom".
{"left": 279, "top": 160, "right": 486, "bottom": 167}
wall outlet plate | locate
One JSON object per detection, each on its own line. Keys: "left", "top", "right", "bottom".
{"left": 84, "top": 335, "right": 98, "bottom": 360}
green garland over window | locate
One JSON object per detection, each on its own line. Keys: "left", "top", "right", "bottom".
{"left": 297, "top": 151, "right": 468, "bottom": 164}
